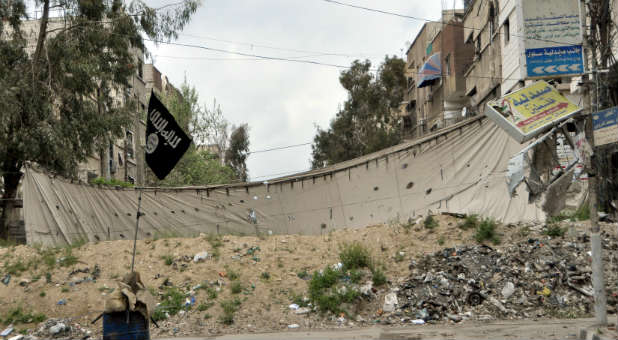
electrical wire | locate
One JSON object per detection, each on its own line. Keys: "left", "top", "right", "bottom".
{"left": 143, "top": 38, "right": 358, "bottom": 70}
{"left": 319, "top": 0, "right": 584, "bottom": 46}
{"left": 247, "top": 142, "right": 312, "bottom": 155}
{"left": 177, "top": 32, "right": 384, "bottom": 58}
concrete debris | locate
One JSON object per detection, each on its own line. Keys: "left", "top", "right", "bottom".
{"left": 395, "top": 232, "right": 618, "bottom": 322}
{"left": 18, "top": 318, "right": 94, "bottom": 339}
{"left": 360, "top": 282, "right": 373, "bottom": 296}
{"left": 383, "top": 292, "right": 398, "bottom": 312}
{"left": 48, "top": 323, "right": 66, "bottom": 335}
{"left": 501, "top": 282, "right": 515, "bottom": 299}
{"left": 193, "top": 251, "right": 209, "bottom": 263}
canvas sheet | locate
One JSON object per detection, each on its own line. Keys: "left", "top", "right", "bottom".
{"left": 23, "top": 117, "right": 545, "bottom": 246}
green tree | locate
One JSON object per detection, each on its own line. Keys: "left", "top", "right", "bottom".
{"left": 311, "top": 56, "right": 406, "bottom": 168}
{"left": 0, "top": 0, "right": 199, "bottom": 239}
{"left": 225, "top": 124, "right": 250, "bottom": 181}
{"left": 153, "top": 81, "right": 236, "bottom": 186}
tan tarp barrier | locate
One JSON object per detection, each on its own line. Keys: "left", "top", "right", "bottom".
{"left": 23, "top": 117, "right": 544, "bottom": 246}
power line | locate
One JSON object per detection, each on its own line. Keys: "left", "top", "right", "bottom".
{"left": 319, "top": 0, "right": 583, "bottom": 46}
{"left": 143, "top": 38, "right": 358, "bottom": 70}
{"left": 248, "top": 142, "right": 312, "bottom": 155}
{"left": 178, "top": 32, "right": 384, "bottom": 59}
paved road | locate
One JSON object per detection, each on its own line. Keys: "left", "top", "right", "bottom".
{"left": 156, "top": 318, "right": 598, "bottom": 340}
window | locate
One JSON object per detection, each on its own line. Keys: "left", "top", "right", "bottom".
{"left": 504, "top": 19, "right": 510, "bottom": 44}
{"left": 476, "top": 36, "right": 481, "bottom": 57}
{"left": 444, "top": 54, "right": 451, "bottom": 76}
{"left": 489, "top": 3, "right": 495, "bottom": 37}
{"left": 126, "top": 130, "right": 135, "bottom": 159}
{"left": 128, "top": 176, "right": 135, "bottom": 184}
{"left": 403, "top": 116, "right": 413, "bottom": 129}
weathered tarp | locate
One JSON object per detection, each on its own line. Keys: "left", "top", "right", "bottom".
{"left": 23, "top": 117, "right": 544, "bottom": 246}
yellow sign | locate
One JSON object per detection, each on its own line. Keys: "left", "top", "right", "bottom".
{"left": 495, "top": 81, "right": 580, "bottom": 134}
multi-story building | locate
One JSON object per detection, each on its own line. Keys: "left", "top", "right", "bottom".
{"left": 462, "top": 0, "right": 503, "bottom": 115}
{"left": 18, "top": 16, "right": 184, "bottom": 186}
{"left": 401, "top": 10, "right": 473, "bottom": 138}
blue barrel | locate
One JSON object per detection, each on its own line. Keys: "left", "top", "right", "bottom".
{"left": 103, "top": 311, "right": 150, "bottom": 340}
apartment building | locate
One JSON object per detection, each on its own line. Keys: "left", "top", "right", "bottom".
{"left": 401, "top": 10, "right": 473, "bottom": 138}
{"left": 18, "top": 17, "right": 185, "bottom": 186}
{"left": 462, "top": 0, "right": 503, "bottom": 115}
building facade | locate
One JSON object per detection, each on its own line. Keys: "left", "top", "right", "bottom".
{"left": 18, "top": 17, "right": 184, "bottom": 186}
{"left": 463, "top": 0, "right": 503, "bottom": 115}
{"left": 401, "top": 10, "right": 473, "bottom": 138}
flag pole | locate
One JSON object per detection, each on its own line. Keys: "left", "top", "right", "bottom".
{"left": 130, "top": 189, "right": 143, "bottom": 273}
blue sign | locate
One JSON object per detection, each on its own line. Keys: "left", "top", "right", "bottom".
{"left": 593, "top": 106, "right": 618, "bottom": 146}
{"left": 593, "top": 107, "right": 618, "bottom": 130}
{"left": 526, "top": 45, "right": 584, "bottom": 78}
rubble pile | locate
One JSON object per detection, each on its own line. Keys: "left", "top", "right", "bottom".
{"left": 396, "top": 232, "right": 618, "bottom": 322}
{"left": 1, "top": 319, "right": 93, "bottom": 340}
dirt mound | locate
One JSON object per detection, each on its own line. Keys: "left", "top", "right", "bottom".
{"left": 0, "top": 215, "right": 615, "bottom": 338}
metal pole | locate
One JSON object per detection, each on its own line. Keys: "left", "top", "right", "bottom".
{"left": 130, "top": 190, "right": 143, "bottom": 273}
{"left": 581, "top": 0, "right": 607, "bottom": 325}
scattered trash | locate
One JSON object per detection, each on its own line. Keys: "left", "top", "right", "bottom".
{"left": 57, "top": 299, "right": 67, "bottom": 305}
{"left": 1, "top": 326, "right": 14, "bottom": 337}
{"left": 2, "top": 274, "right": 10, "bottom": 286}
{"left": 193, "top": 251, "right": 209, "bottom": 263}
{"left": 501, "top": 282, "right": 515, "bottom": 299}
{"left": 288, "top": 324, "right": 300, "bottom": 329}
{"left": 411, "top": 319, "right": 425, "bottom": 325}
{"left": 288, "top": 303, "right": 300, "bottom": 310}
{"left": 246, "top": 246, "right": 260, "bottom": 255}
{"left": 184, "top": 296, "right": 196, "bottom": 307}
{"left": 537, "top": 287, "right": 551, "bottom": 297}
{"left": 332, "top": 262, "right": 343, "bottom": 271}
{"left": 49, "top": 322, "right": 66, "bottom": 335}
{"left": 8, "top": 335, "right": 24, "bottom": 340}
{"left": 383, "top": 292, "right": 398, "bottom": 312}
{"left": 295, "top": 307, "right": 311, "bottom": 315}
{"left": 360, "top": 282, "right": 373, "bottom": 296}
{"left": 395, "top": 233, "right": 617, "bottom": 321}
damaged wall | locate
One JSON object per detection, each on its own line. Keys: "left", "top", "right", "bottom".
{"left": 23, "top": 117, "right": 545, "bottom": 246}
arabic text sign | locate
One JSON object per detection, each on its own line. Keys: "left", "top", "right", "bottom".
{"left": 501, "top": 81, "right": 580, "bottom": 134}
{"left": 522, "top": 0, "right": 583, "bottom": 78}
{"left": 526, "top": 45, "right": 583, "bottom": 77}
{"left": 593, "top": 107, "right": 618, "bottom": 146}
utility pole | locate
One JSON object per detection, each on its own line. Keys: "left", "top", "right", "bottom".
{"left": 581, "top": 0, "right": 607, "bottom": 326}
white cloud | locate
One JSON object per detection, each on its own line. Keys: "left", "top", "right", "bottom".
{"left": 146, "top": 0, "right": 462, "bottom": 180}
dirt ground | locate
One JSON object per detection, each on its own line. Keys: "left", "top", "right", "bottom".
{"left": 0, "top": 215, "right": 613, "bottom": 338}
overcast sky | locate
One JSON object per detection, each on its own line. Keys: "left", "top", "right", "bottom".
{"left": 146, "top": 0, "right": 463, "bottom": 181}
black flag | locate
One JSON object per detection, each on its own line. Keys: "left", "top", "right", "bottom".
{"left": 145, "top": 91, "right": 192, "bottom": 180}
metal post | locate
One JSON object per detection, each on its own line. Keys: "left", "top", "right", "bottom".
{"left": 130, "top": 190, "right": 143, "bottom": 273}
{"left": 581, "top": 0, "right": 607, "bottom": 326}
{"left": 580, "top": 0, "right": 607, "bottom": 325}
